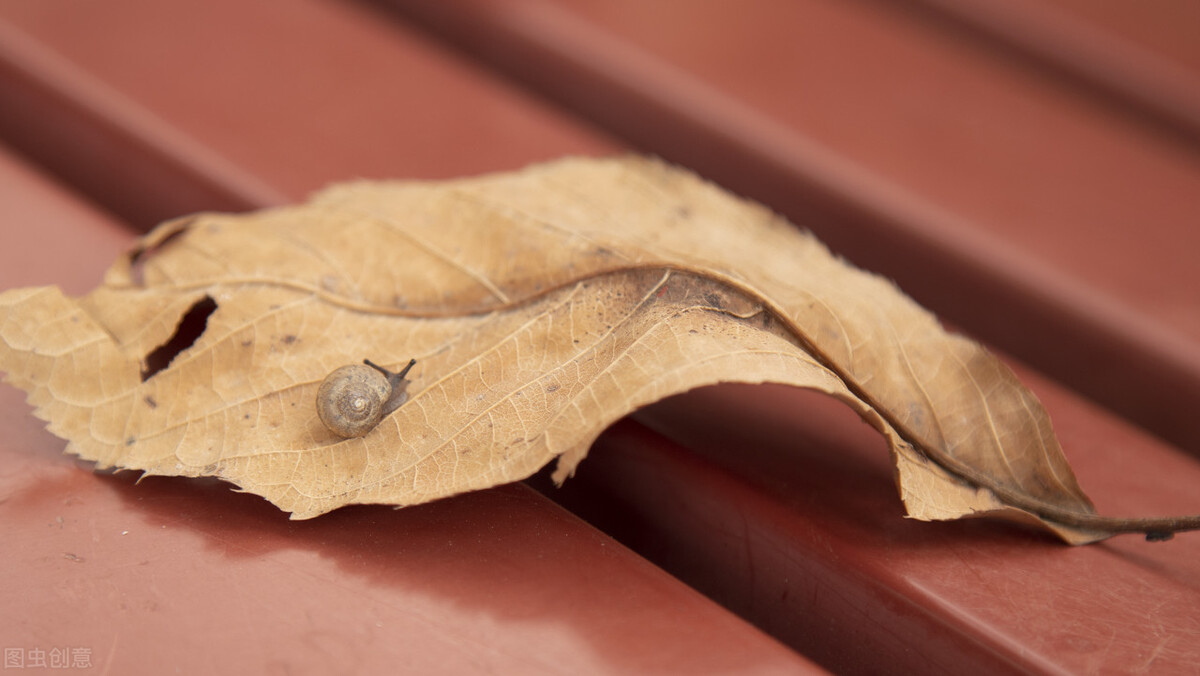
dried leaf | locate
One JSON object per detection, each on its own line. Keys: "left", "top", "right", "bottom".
{"left": 1, "top": 156, "right": 1195, "bottom": 543}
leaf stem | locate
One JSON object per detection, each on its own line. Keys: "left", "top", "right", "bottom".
{"left": 909, "top": 432, "right": 1200, "bottom": 541}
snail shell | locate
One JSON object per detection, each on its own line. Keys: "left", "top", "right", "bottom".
{"left": 316, "top": 359, "right": 415, "bottom": 438}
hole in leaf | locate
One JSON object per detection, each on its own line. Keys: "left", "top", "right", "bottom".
{"left": 140, "top": 296, "right": 218, "bottom": 382}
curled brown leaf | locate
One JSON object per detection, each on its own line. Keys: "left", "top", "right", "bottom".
{"left": 1, "top": 156, "right": 1196, "bottom": 543}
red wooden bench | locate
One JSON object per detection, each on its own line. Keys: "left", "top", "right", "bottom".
{"left": 2, "top": 2, "right": 1197, "bottom": 673}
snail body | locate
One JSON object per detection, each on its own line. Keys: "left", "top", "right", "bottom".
{"left": 317, "top": 359, "right": 416, "bottom": 438}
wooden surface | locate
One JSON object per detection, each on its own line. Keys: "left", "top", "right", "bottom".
{"left": 2, "top": 1, "right": 1198, "bottom": 674}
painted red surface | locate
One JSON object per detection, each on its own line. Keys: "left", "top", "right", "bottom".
{"left": 2, "top": 1, "right": 1198, "bottom": 673}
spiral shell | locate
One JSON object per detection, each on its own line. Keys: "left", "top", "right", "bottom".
{"left": 316, "top": 359, "right": 415, "bottom": 438}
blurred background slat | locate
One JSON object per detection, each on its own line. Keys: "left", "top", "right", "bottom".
{"left": 381, "top": 0, "right": 1200, "bottom": 457}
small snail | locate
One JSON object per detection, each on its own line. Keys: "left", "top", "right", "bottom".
{"left": 317, "top": 358, "right": 416, "bottom": 438}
